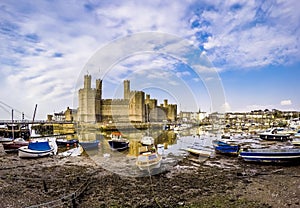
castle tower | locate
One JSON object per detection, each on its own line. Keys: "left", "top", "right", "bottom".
{"left": 84, "top": 74, "right": 91, "bottom": 89}
{"left": 95, "top": 79, "right": 102, "bottom": 122}
{"left": 164, "top": 99, "right": 168, "bottom": 107}
{"left": 78, "top": 74, "right": 96, "bottom": 123}
{"left": 124, "top": 80, "right": 130, "bottom": 100}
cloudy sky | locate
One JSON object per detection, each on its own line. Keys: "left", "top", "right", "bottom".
{"left": 0, "top": 0, "right": 299, "bottom": 120}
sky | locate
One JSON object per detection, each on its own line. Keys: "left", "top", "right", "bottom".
{"left": 0, "top": 0, "right": 300, "bottom": 120}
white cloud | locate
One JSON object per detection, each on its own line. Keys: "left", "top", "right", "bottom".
{"left": 281, "top": 100, "right": 292, "bottom": 106}
{"left": 0, "top": 0, "right": 299, "bottom": 118}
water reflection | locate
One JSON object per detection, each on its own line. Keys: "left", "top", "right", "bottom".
{"left": 64, "top": 127, "right": 219, "bottom": 177}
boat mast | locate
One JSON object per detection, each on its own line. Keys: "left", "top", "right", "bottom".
{"left": 11, "top": 109, "right": 14, "bottom": 139}
{"left": 30, "top": 104, "right": 38, "bottom": 136}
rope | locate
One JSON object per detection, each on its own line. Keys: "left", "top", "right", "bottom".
{"left": 25, "top": 170, "right": 98, "bottom": 208}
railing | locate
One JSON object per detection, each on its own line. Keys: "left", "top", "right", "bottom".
{"left": 0, "top": 120, "right": 74, "bottom": 125}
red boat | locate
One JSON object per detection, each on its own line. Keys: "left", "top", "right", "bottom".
{"left": 2, "top": 138, "right": 29, "bottom": 153}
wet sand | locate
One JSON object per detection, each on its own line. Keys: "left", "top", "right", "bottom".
{"left": 0, "top": 146, "right": 299, "bottom": 208}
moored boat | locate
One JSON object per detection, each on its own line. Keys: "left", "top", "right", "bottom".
{"left": 259, "top": 128, "right": 290, "bottom": 141}
{"left": 108, "top": 132, "right": 129, "bottom": 151}
{"left": 239, "top": 148, "right": 300, "bottom": 163}
{"left": 187, "top": 142, "right": 214, "bottom": 157}
{"left": 80, "top": 140, "right": 100, "bottom": 150}
{"left": 56, "top": 138, "right": 79, "bottom": 147}
{"left": 213, "top": 141, "right": 240, "bottom": 155}
{"left": 18, "top": 139, "right": 57, "bottom": 158}
{"left": 291, "top": 138, "right": 300, "bottom": 146}
{"left": 140, "top": 136, "right": 154, "bottom": 146}
{"left": 136, "top": 146, "right": 162, "bottom": 170}
{"left": 2, "top": 138, "right": 29, "bottom": 152}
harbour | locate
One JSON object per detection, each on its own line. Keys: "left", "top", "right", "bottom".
{"left": 1, "top": 125, "right": 300, "bottom": 207}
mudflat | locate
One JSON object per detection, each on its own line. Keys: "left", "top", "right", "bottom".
{"left": 0, "top": 149, "right": 299, "bottom": 208}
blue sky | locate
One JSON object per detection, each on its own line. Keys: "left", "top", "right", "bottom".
{"left": 0, "top": 0, "right": 299, "bottom": 120}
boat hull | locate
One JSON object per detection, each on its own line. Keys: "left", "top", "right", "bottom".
{"left": 56, "top": 139, "right": 79, "bottom": 147}
{"left": 187, "top": 147, "right": 213, "bottom": 157}
{"left": 239, "top": 149, "right": 300, "bottom": 163}
{"left": 80, "top": 140, "right": 100, "bottom": 150}
{"left": 214, "top": 145, "right": 240, "bottom": 155}
{"left": 18, "top": 146, "right": 54, "bottom": 158}
{"left": 3, "top": 141, "right": 29, "bottom": 152}
{"left": 136, "top": 153, "right": 162, "bottom": 170}
{"left": 108, "top": 140, "right": 129, "bottom": 151}
{"left": 259, "top": 134, "right": 290, "bottom": 141}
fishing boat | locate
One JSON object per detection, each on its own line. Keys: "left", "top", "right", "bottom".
{"left": 259, "top": 128, "right": 290, "bottom": 141}
{"left": 213, "top": 140, "right": 240, "bottom": 155}
{"left": 239, "top": 148, "right": 300, "bottom": 163}
{"left": 140, "top": 136, "right": 154, "bottom": 146}
{"left": 18, "top": 138, "right": 57, "bottom": 158}
{"left": 108, "top": 132, "right": 129, "bottom": 151}
{"left": 2, "top": 138, "right": 29, "bottom": 152}
{"left": 80, "top": 140, "right": 100, "bottom": 150}
{"left": 136, "top": 146, "right": 162, "bottom": 170}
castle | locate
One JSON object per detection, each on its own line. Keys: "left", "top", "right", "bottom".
{"left": 77, "top": 75, "right": 177, "bottom": 123}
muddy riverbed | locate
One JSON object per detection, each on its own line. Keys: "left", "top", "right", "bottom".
{"left": 0, "top": 146, "right": 299, "bottom": 208}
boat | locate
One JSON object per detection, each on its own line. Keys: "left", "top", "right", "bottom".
{"left": 2, "top": 138, "right": 29, "bottom": 152}
{"left": 0, "top": 137, "right": 13, "bottom": 143}
{"left": 80, "top": 140, "right": 100, "bottom": 150}
{"left": 259, "top": 128, "right": 290, "bottom": 141}
{"left": 56, "top": 138, "right": 79, "bottom": 147}
{"left": 293, "top": 130, "right": 300, "bottom": 138}
{"left": 108, "top": 132, "right": 129, "bottom": 151}
{"left": 187, "top": 142, "right": 214, "bottom": 157}
{"left": 58, "top": 145, "right": 83, "bottom": 157}
{"left": 140, "top": 136, "right": 154, "bottom": 146}
{"left": 213, "top": 140, "right": 240, "bottom": 155}
{"left": 239, "top": 148, "right": 300, "bottom": 163}
{"left": 18, "top": 138, "right": 57, "bottom": 158}
{"left": 136, "top": 146, "right": 162, "bottom": 170}
{"left": 291, "top": 138, "right": 300, "bottom": 146}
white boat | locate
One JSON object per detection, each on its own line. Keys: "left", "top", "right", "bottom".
{"left": 187, "top": 142, "right": 214, "bottom": 157}
{"left": 291, "top": 138, "right": 300, "bottom": 146}
{"left": 140, "top": 136, "right": 154, "bottom": 146}
{"left": 259, "top": 128, "right": 290, "bottom": 141}
{"left": 58, "top": 145, "right": 83, "bottom": 157}
{"left": 18, "top": 138, "right": 57, "bottom": 158}
{"left": 136, "top": 146, "right": 162, "bottom": 170}
{"left": 0, "top": 137, "right": 13, "bottom": 143}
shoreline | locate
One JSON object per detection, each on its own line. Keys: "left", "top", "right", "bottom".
{"left": 0, "top": 147, "right": 299, "bottom": 208}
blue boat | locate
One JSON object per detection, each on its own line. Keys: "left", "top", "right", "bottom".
{"left": 214, "top": 145, "right": 240, "bottom": 155}
{"left": 213, "top": 140, "right": 240, "bottom": 155}
{"left": 80, "top": 140, "right": 100, "bottom": 150}
{"left": 18, "top": 138, "right": 57, "bottom": 158}
{"left": 239, "top": 148, "right": 300, "bottom": 163}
